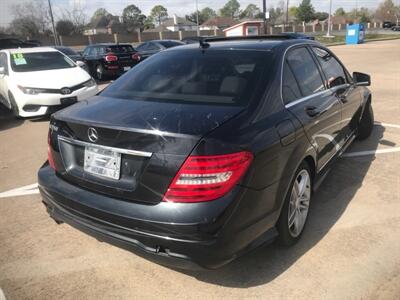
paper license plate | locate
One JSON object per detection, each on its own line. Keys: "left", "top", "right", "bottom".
{"left": 84, "top": 145, "right": 121, "bottom": 180}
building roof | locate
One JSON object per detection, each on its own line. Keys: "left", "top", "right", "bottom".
{"left": 223, "top": 20, "right": 264, "bottom": 32}
{"left": 200, "top": 17, "right": 238, "bottom": 28}
{"left": 143, "top": 25, "right": 171, "bottom": 32}
{"left": 162, "top": 17, "right": 196, "bottom": 27}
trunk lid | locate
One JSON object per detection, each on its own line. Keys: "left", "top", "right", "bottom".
{"left": 50, "top": 96, "right": 244, "bottom": 204}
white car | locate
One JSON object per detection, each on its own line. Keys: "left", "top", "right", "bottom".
{"left": 0, "top": 47, "right": 98, "bottom": 117}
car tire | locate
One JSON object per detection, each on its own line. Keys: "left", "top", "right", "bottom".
{"left": 95, "top": 64, "right": 105, "bottom": 81}
{"left": 8, "top": 91, "right": 20, "bottom": 117}
{"left": 276, "top": 161, "right": 312, "bottom": 246}
{"left": 356, "top": 101, "right": 374, "bottom": 140}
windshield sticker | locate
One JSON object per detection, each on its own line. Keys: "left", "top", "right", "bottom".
{"left": 12, "top": 53, "right": 27, "bottom": 65}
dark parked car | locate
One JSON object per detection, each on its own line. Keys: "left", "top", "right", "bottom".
{"left": 282, "top": 32, "right": 315, "bottom": 40}
{"left": 0, "top": 38, "right": 38, "bottom": 50}
{"left": 383, "top": 21, "right": 396, "bottom": 29}
{"left": 134, "top": 40, "right": 184, "bottom": 61}
{"left": 39, "top": 36, "right": 373, "bottom": 269}
{"left": 391, "top": 25, "right": 400, "bottom": 31}
{"left": 82, "top": 43, "right": 138, "bottom": 80}
{"left": 53, "top": 46, "right": 88, "bottom": 72}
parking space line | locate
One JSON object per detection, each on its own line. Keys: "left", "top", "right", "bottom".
{"left": 342, "top": 147, "right": 400, "bottom": 157}
{"left": 374, "top": 121, "right": 400, "bottom": 129}
{"left": 0, "top": 183, "right": 39, "bottom": 199}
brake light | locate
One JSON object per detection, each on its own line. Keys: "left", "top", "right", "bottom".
{"left": 163, "top": 151, "right": 253, "bottom": 203}
{"left": 132, "top": 53, "right": 141, "bottom": 61}
{"left": 105, "top": 53, "right": 118, "bottom": 62}
{"left": 47, "top": 130, "right": 56, "bottom": 170}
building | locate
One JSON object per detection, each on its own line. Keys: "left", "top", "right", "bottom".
{"left": 164, "top": 15, "right": 197, "bottom": 32}
{"left": 223, "top": 20, "right": 264, "bottom": 37}
{"left": 84, "top": 15, "right": 125, "bottom": 35}
{"left": 199, "top": 17, "right": 238, "bottom": 31}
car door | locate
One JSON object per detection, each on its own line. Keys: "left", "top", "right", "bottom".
{"left": 283, "top": 46, "right": 342, "bottom": 171}
{"left": 0, "top": 52, "right": 9, "bottom": 106}
{"left": 310, "top": 46, "right": 363, "bottom": 146}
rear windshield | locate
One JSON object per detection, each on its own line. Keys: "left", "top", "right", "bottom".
{"left": 158, "top": 41, "right": 183, "bottom": 48}
{"left": 102, "top": 49, "right": 270, "bottom": 106}
{"left": 10, "top": 51, "right": 75, "bottom": 72}
{"left": 106, "top": 45, "right": 135, "bottom": 53}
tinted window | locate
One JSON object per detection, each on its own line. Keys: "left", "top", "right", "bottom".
{"left": 136, "top": 43, "right": 148, "bottom": 51}
{"left": 147, "top": 43, "right": 160, "bottom": 51}
{"left": 102, "top": 49, "right": 270, "bottom": 106}
{"left": 10, "top": 51, "right": 75, "bottom": 72}
{"left": 286, "top": 47, "right": 325, "bottom": 97}
{"left": 158, "top": 41, "right": 183, "bottom": 48}
{"left": 83, "top": 47, "right": 91, "bottom": 56}
{"left": 312, "top": 47, "right": 347, "bottom": 88}
{"left": 106, "top": 45, "right": 135, "bottom": 53}
{"left": 282, "top": 61, "right": 302, "bottom": 104}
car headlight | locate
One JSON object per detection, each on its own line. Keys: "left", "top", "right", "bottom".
{"left": 18, "top": 85, "right": 46, "bottom": 95}
{"left": 83, "top": 78, "right": 96, "bottom": 87}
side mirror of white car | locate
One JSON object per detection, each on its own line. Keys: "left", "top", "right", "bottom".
{"left": 76, "top": 61, "right": 86, "bottom": 68}
{"left": 0, "top": 67, "right": 5, "bottom": 75}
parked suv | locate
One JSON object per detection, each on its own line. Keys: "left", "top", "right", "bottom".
{"left": 82, "top": 43, "right": 138, "bottom": 80}
{"left": 39, "top": 36, "right": 373, "bottom": 269}
{"left": 134, "top": 40, "right": 184, "bottom": 61}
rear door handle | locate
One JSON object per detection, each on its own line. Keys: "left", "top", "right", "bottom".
{"left": 305, "top": 106, "right": 320, "bottom": 117}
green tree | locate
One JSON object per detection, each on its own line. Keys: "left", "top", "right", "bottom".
{"left": 295, "top": 0, "right": 315, "bottom": 23}
{"left": 349, "top": 7, "right": 371, "bottom": 23}
{"left": 150, "top": 5, "right": 168, "bottom": 25}
{"left": 334, "top": 7, "right": 346, "bottom": 16}
{"left": 220, "top": 0, "right": 241, "bottom": 19}
{"left": 269, "top": 6, "right": 284, "bottom": 25}
{"left": 122, "top": 4, "right": 146, "bottom": 32}
{"left": 186, "top": 7, "right": 217, "bottom": 24}
{"left": 143, "top": 17, "right": 155, "bottom": 30}
{"left": 56, "top": 19, "right": 74, "bottom": 36}
{"left": 240, "top": 4, "right": 262, "bottom": 19}
{"left": 90, "top": 8, "right": 111, "bottom": 23}
{"left": 314, "top": 12, "right": 329, "bottom": 21}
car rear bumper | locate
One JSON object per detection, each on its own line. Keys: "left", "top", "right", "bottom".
{"left": 38, "top": 164, "right": 278, "bottom": 269}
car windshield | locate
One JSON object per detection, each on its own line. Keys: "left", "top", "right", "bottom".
{"left": 102, "top": 49, "right": 270, "bottom": 106}
{"left": 10, "top": 51, "right": 75, "bottom": 72}
{"left": 158, "top": 41, "right": 183, "bottom": 48}
{"left": 106, "top": 45, "right": 135, "bottom": 53}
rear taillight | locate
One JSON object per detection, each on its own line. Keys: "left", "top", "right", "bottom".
{"left": 163, "top": 151, "right": 253, "bottom": 203}
{"left": 105, "top": 53, "right": 118, "bottom": 62}
{"left": 132, "top": 53, "right": 141, "bottom": 61}
{"left": 47, "top": 130, "right": 56, "bottom": 170}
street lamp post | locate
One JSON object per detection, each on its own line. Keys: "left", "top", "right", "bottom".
{"left": 196, "top": 0, "right": 200, "bottom": 37}
{"left": 325, "top": 0, "right": 334, "bottom": 38}
{"left": 48, "top": 0, "right": 58, "bottom": 45}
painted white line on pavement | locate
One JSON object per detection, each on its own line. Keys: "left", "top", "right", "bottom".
{"left": 0, "top": 288, "right": 7, "bottom": 300}
{"left": 374, "top": 121, "right": 400, "bottom": 129}
{"left": 342, "top": 147, "right": 400, "bottom": 157}
{"left": 0, "top": 183, "right": 39, "bottom": 199}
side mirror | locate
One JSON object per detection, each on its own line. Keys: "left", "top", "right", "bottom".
{"left": 353, "top": 72, "right": 371, "bottom": 86}
{"left": 76, "top": 60, "right": 86, "bottom": 68}
{"left": 0, "top": 67, "right": 5, "bottom": 75}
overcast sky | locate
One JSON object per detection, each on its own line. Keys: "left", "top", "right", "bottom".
{"left": 0, "top": 0, "right": 390, "bottom": 27}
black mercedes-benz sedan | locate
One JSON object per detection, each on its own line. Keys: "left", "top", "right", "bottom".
{"left": 38, "top": 36, "right": 373, "bottom": 269}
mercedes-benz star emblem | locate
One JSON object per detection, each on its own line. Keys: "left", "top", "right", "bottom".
{"left": 61, "top": 87, "right": 71, "bottom": 95}
{"left": 88, "top": 127, "right": 98, "bottom": 143}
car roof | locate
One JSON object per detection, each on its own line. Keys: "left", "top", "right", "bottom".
{"left": 88, "top": 43, "right": 133, "bottom": 47}
{"left": 168, "top": 38, "right": 319, "bottom": 52}
{"left": 2, "top": 46, "right": 58, "bottom": 54}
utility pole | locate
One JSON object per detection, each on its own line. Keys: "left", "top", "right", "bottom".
{"left": 325, "top": 0, "right": 334, "bottom": 37}
{"left": 262, "top": 0, "right": 267, "bottom": 34}
{"left": 196, "top": 0, "right": 200, "bottom": 37}
{"left": 48, "top": 0, "right": 58, "bottom": 45}
{"left": 286, "top": 0, "right": 289, "bottom": 28}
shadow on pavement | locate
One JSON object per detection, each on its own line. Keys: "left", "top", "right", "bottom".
{"left": 0, "top": 105, "right": 23, "bottom": 131}
{"left": 181, "top": 125, "right": 384, "bottom": 288}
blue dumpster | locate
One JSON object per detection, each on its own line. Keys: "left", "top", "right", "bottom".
{"left": 346, "top": 24, "right": 365, "bottom": 45}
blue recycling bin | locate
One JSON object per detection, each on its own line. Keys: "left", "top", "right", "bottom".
{"left": 346, "top": 24, "right": 365, "bottom": 45}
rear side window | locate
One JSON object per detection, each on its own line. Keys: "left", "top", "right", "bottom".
{"left": 158, "top": 41, "right": 183, "bottom": 48}
{"left": 102, "top": 49, "right": 270, "bottom": 106}
{"left": 286, "top": 47, "right": 325, "bottom": 97}
{"left": 282, "top": 62, "right": 302, "bottom": 104}
{"left": 106, "top": 45, "right": 134, "bottom": 53}
{"left": 311, "top": 47, "right": 348, "bottom": 87}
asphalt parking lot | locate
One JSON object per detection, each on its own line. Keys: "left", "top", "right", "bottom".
{"left": 0, "top": 39, "right": 400, "bottom": 299}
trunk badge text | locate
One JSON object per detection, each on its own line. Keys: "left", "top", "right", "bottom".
{"left": 88, "top": 127, "right": 98, "bottom": 143}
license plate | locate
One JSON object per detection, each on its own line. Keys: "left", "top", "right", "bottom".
{"left": 84, "top": 145, "right": 121, "bottom": 180}
{"left": 123, "top": 66, "right": 131, "bottom": 71}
